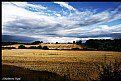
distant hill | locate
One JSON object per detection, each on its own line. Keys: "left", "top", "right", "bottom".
{"left": 2, "top": 35, "right": 36, "bottom": 43}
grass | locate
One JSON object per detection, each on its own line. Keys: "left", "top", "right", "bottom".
{"left": 2, "top": 49, "right": 121, "bottom": 81}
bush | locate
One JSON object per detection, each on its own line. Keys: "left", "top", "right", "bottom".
{"left": 18, "top": 45, "right": 27, "bottom": 49}
{"left": 76, "top": 40, "right": 82, "bottom": 45}
{"left": 37, "top": 45, "right": 42, "bottom": 49}
{"left": 94, "top": 57, "right": 121, "bottom": 81}
{"left": 42, "top": 46, "right": 49, "bottom": 50}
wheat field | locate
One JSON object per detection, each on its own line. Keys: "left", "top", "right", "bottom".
{"left": 2, "top": 44, "right": 83, "bottom": 49}
{"left": 2, "top": 49, "right": 121, "bottom": 81}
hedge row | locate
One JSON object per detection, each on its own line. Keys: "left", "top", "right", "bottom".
{"left": 18, "top": 45, "right": 49, "bottom": 50}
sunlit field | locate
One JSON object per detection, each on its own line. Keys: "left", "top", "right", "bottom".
{"left": 2, "top": 49, "right": 121, "bottom": 81}
{"left": 2, "top": 44, "right": 83, "bottom": 49}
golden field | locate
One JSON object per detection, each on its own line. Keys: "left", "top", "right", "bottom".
{"left": 2, "top": 48, "right": 121, "bottom": 81}
{"left": 2, "top": 44, "right": 83, "bottom": 49}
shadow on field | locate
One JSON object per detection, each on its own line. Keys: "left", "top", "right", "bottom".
{"left": 2, "top": 64, "right": 70, "bottom": 81}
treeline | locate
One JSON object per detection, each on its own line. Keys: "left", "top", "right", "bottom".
{"left": 2, "top": 39, "right": 121, "bottom": 51}
{"left": 2, "top": 42, "right": 18, "bottom": 46}
{"left": 85, "top": 39, "right": 121, "bottom": 51}
{"left": 2, "top": 41, "right": 43, "bottom": 46}
{"left": 2, "top": 45, "right": 49, "bottom": 50}
{"left": 2, "top": 40, "right": 81, "bottom": 46}
{"left": 18, "top": 45, "right": 49, "bottom": 50}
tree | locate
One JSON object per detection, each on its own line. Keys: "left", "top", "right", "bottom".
{"left": 56, "top": 42, "right": 58, "bottom": 44}
{"left": 76, "top": 40, "right": 82, "bottom": 45}
{"left": 73, "top": 41, "right": 75, "bottom": 44}
{"left": 40, "top": 41, "right": 43, "bottom": 43}
{"left": 85, "top": 39, "right": 121, "bottom": 51}
{"left": 37, "top": 45, "right": 42, "bottom": 49}
{"left": 42, "top": 46, "right": 49, "bottom": 50}
{"left": 31, "top": 41, "right": 42, "bottom": 45}
{"left": 18, "top": 45, "right": 27, "bottom": 49}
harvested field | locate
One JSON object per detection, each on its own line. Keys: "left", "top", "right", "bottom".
{"left": 2, "top": 49, "right": 121, "bottom": 81}
{"left": 2, "top": 44, "right": 83, "bottom": 49}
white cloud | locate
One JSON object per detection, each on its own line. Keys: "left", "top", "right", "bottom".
{"left": 39, "top": 36, "right": 80, "bottom": 43}
{"left": 11, "top": 2, "right": 47, "bottom": 10}
{"left": 54, "top": 2, "right": 76, "bottom": 11}
{"left": 54, "top": 13, "right": 61, "bottom": 17}
{"left": 2, "top": 2, "right": 121, "bottom": 43}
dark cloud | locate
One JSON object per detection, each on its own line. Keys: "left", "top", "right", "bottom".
{"left": 110, "top": 33, "right": 121, "bottom": 39}
{"left": 59, "top": 32, "right": 121, "bottom": 39}
{"left": 2, "top": 35, "right": 37, "bottom": 43}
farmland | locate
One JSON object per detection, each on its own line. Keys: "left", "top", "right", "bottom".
{"left": 2, "top": 47, "right": 121, "bottom": 81}
{"left": 2, "top": 43, "right": 83, "bottom": 49}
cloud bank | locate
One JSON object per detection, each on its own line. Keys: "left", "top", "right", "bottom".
{"left": 2, "top": 2, "right": 121, "bottom": 43}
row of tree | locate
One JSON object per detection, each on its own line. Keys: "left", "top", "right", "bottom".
{"left": 2, "top": 39, "right": 121, "bottom": 51}
{"left": 2, "top": 40, "right": 82, "bottom": 46}
{"left": 85, "top": 39, "right": 121, "bottom": 51}
{"left": 2, "top": 41, "right": 43, "bottom": 46}
{"left": 2, "top": 42, "right": 18, "bottom": 46}
{"left": 18, "top": 45, "right": 49, "bottom": 50}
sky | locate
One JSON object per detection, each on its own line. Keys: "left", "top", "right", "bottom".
{"left": 2, "top": 2, "right": 121, "bottom": 43}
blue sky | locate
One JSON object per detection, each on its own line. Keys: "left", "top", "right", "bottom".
{"left": 2, "top": 2, "right": 121, "bottom": 43}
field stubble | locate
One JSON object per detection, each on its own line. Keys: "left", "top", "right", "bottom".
{"left": 2, "top": 49, "right": 121, "bottom": 81}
